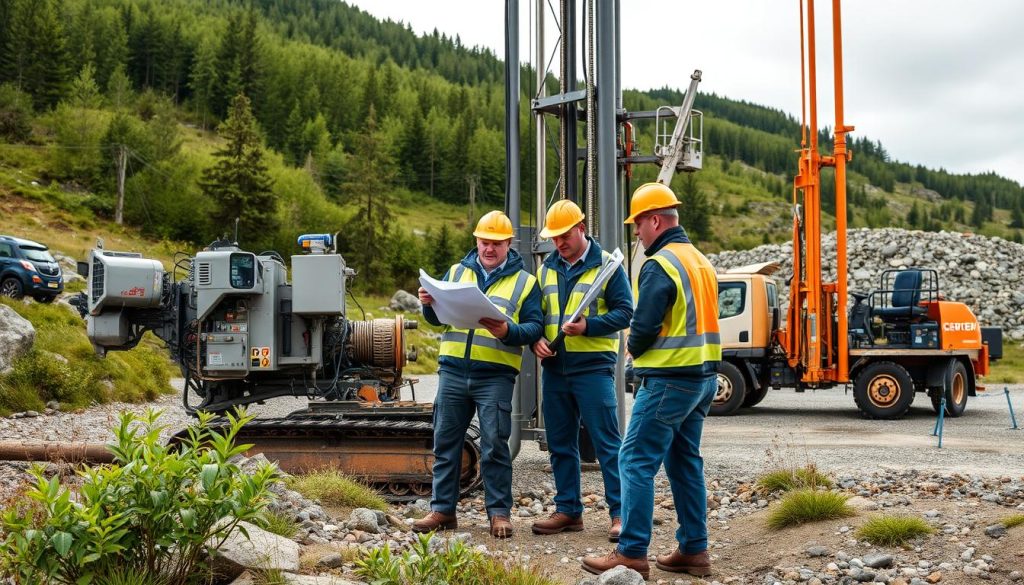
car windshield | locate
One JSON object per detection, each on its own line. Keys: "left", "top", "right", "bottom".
{"left": 20, "top": 247, "right": 55, "bottom": 263}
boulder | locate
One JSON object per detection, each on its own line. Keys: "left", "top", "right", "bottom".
{"left": 596, "top": 565, "right": 646, "bottom": 585}
{"left": 209, "top": 520, "right": 300, "bottom": 580}
{"left": 0, "top": 304, "right": 35, "bottom": 373}
{"left": 388, "top": 290, "right": 421, "bottom": 313}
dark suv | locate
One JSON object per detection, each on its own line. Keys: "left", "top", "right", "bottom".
{"left": 0, "top": 235, "right": 64, "bottom": 302}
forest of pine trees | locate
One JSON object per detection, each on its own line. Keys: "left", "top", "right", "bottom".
{"left": 1, "top": 0, "right": 1022, "bottom": 292}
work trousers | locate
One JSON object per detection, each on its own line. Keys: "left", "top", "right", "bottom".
{"left": 430, "top": 372, "right": 515, "bottom": 519}
{"left": 617, "top": 375, "right": 716, "bottom": 558}
{"left": 541, "top": 369, "right": 622, "bottom": 519}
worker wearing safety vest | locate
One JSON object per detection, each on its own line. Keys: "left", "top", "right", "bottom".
{"left": 529, "top": 200, "right": 633, "bottom": 542}
{"left": 414, "top": 210, "right": 543, "bottom": 539}
{"left": 583, "top": 183, "right": 721, "bottom": 579}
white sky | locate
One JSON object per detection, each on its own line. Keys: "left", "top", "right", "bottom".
{"left": 348, "top": 0, "right": 1024, "bottom": 186}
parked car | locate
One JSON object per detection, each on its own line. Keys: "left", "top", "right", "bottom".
{"left": 0, "top": 235, "right": 64, "bottom": 302}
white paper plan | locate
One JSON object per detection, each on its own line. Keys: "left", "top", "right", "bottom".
{"left": 418, "top": 269, "right": 509, "bottom": 329}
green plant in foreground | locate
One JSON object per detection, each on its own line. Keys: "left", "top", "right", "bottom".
{"left": 286, "top": 469, "right": 388, "bottom": 510}
{"left": 1002, "top": 513, "right": 1024, "bottom": 529}
{"left": 0, "top": 409, "right": 279, "bottom": 585}
{"left": 356, "top": 532, "right": 559, "bottom": 585}
{"left": 766, "top": 489, "right": 855, "bottom": 530}
{"left": 856, "top": 515, "right": 934, "bottom": 546}
{"left": 251, "top": 568, "right": 289, "bottom": 585}
{"left": 756, "top": 464, "right": 833, "bottom": 493}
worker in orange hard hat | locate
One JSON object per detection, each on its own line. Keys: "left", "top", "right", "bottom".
{"left": 531, "top": 199, "right": 633, "bottom": 542}
{"left": 415, "top": 210, "right": 543, "bottom": 539}
{"left": 584, "top": 183, "right": 720, "bottom": 579}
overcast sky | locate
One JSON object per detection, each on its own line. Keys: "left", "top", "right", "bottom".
{"left": 348, "top": 1, "right": 1024, "bottom": 186}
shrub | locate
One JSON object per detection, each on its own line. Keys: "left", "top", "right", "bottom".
{"left": 257, "top": 509, "right": 299, "bottom": 539}
{"left": 856, "top": 515, "right": 934, "bottom": 546}
{"left": 756, "top": 464, "right": 833, "bottom": 493}
{"left": 0, "top": 83, "right": 33, "bottom": 142}
{"left": 1002, "top": 514, "right": 1024, "bottom": 529}
{"left": 286, "top": 469, "right": 388, "bottom": 511}
{"left": 766, "top": 489, "right": 855, "bottom": 530}
{"left": 356, "top": 533, "right": 559, "bottom": 585}
{"left": 0, "top": 409, "right": 278, "bottom": 584}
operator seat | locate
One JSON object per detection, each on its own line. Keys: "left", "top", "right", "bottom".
{"left": 871, "top": 269, "right": 927, "bottom": 321}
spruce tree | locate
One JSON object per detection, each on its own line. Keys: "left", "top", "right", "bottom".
{"left": 678, "top": 173, "right": 712, "bottom": 243}
{"left": 1010, "top": 200, "right": 1024, "bottom": 229}
{"left": 200, "top": 93, "right": 277, "bottom": 248}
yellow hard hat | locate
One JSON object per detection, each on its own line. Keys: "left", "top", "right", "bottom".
{"left": 473, "top": 210, "right": 515, "bottom": 241}
{"left": 624, "top": 182, "right": 681, "bottom": 224}
{"left": 539, "top": 199, "right": 586, "bottom": 238}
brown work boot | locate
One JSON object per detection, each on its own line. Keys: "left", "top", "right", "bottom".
{"left": 608, "top": 517, "right": 622, "bottom": 542}
{"left": 490, "top": 515, "right": 514, "bottom": 538}
{"left": 531, "top": 512, "right": 584, "bottom": 535}
{"left": 655, "top": 548, "right": 712, "bottom": 576}
{"left": 411, "top": 511, "right": 458, "bottom": 533}
{"left": 582, "top": 549, "right": 650, "bottom": 579}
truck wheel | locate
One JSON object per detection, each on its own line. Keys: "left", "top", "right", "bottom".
{"left": 930, "top": 360, "right": 969, "bottom": 418}
{"left": 1, "top": 277, "right": 24, "bottom": 299}
{"left": 742, "top": 384, "right": 770, "bottom": 408}
{"left": 710, "top": 361, "right": 746, "bottom": 416}
{"left": 853, "top": 361, "right": 914, "bottom": 420}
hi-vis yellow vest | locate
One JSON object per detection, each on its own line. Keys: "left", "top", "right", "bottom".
{"left": 538, "top": 251, "right": 619, "bottom": 353}
{"left": 633, "top": 242, "right": 722, "bottom": 369}
{"left": 438, "top": 264, "right": 538, "bottom": 370}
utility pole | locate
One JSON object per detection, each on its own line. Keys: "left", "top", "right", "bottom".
{"left": 466, "top": 175, "right": 478, "bottom": 225}
{"left": 115, "top": 145, "right": 127, "bottom": 225}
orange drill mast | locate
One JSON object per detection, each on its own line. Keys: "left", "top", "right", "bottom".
{"left": 785, "top": 0, "right": 853, "bottom": 385}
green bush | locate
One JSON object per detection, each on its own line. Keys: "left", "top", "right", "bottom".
{"left": 356, "top": 532, "right": 559, "bottom": 585}
{"left": 766, "top": 489, "right": 855, "bottom": 530}
{"left": 856, "top": 515, "right": 934, "bottom": 546}
{"left": 1002, "top": 514, "right": 1024, "bottom": 529}
{"left": 0, "top": 409, "right": 279, "bottom": 584}
{"left": 0, "top": 83, "right": 34, "bottom": 142}
{"left": 756, "top": 465, "right": 833, "bottom": 493}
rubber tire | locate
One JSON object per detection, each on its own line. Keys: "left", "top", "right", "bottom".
{"left": 1, "top": 277, "right": 24, "bottom": 299}
{"left": 930, "top": 360, "right": 969, "bottom": 418}
{"left": 33, "top": 295, "right": 56, "bottom": 304}
{"left": 853, "top": 361, "right": 915, "bottom": 420}
{"left": 710, "top": 361, "right": 746, "bottom": 416}
{"left": 742, "top": 383, "right": 770, "bottom": 408}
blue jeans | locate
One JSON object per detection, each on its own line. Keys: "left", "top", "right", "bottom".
{"left": 431, "top": 372, "right": 515, "bottom": 519}
{"left": 542, "top": 370, "right": 622, "bottom": 519}
{"left": 617, "top": 375, "right": 716, "bottom": 558}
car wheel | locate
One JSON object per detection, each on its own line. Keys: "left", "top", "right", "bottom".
{"left": 710, "top": 361, "right": 746, "bottom": 416}
{"left": 930, "top": 360, "right": 969, "bottom": 418}
{"left": 1, "top": 277, "right": 24, "bottom": 299}
{"left": 853, "top": 361, "right": 915, "bottom": 419}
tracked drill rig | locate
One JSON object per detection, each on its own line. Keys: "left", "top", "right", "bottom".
{"left": 79, "top": 234, "right": 482, "bottom": 501}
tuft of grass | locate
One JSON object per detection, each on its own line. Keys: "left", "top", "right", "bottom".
{"left": 300, "top": 544, "right": 361, "bottom": 572}
{"left": 250, "top": 569, "right": 288, "bottom": 585}
{"left": 856, "top": 515, "right": 934, "bottom": 546}
{"left": 766, "top": 489, "right": 855, "bottom": 530}
{"left": 95, "top": 567, "right": 169, "bottom": 585}
{"left": 257, "top": 509, "right": 300, "bottom": 539}
{"left": 356, "top": 532, "right": 560, "bottom": 585}
{"left": 756, "top": 464, "right": 833, "bottom": 493}
{"left": 1002, "top": 514, "right": 1024, "bottom": 529}
{"left": 286, "top": 469, "right": 388, "bottom": 511}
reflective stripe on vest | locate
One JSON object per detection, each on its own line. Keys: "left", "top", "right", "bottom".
{"left": 438, "top": 264, "right": 537, "bottom": 370}
{"left": 633, "top": 242, "right": 722, "bottom": 369}
{"left": 537, "top": 251, "right": 620, "bottom": 353}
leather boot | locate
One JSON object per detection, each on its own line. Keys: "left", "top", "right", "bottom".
{"left": 490, "top": 515, "right": 514, "bottom": 538}
{"left": 581, "top": 549, "right": 650, "bottom": 579}
{"left": 655, "top": 548, "right": 712, "bottom": 576}
{"left": 531, "top": 512, "right": 584, "bottom": 535}
{"left": 608, "top": 517, "right": 622, "bottom": 542}
{"left": 411, "top": 511, "right": 458, "bottom": 533}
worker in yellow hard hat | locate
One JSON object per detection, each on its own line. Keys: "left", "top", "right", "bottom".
{"left": 584, "top": 183, "right": 721, "bottom": 578}
{"left": 530, "top": 200, "right": 633, "bottom": 542}
{"left": 415, "top": 209, "right": 543, "bottom": 539}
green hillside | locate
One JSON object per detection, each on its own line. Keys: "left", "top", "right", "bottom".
{"left": 1, "top": 0, "right": 1022, "bottom": 290}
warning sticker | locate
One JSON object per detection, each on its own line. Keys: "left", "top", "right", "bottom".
{"left": 260, "top": 357, "right": 270, "bottom": 368}
{"left": 261, "top": 347, "right": 270, "bottom": 357}
{"left": 251, "top": 347, "right": 260, "bottom": 358}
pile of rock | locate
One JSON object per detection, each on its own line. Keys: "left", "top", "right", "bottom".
{"left": 707, "top": 228, "right": 1024, "bottom": 342}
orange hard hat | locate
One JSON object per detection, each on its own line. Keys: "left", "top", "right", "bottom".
{"left": 473, "top": 210, "right": 514, "bottom": 241}
{"left": 539, "top": 199, "right": 586, "bottom": 238}
{"left": 624, "top": 182, "right": 681, "bottom": 224}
